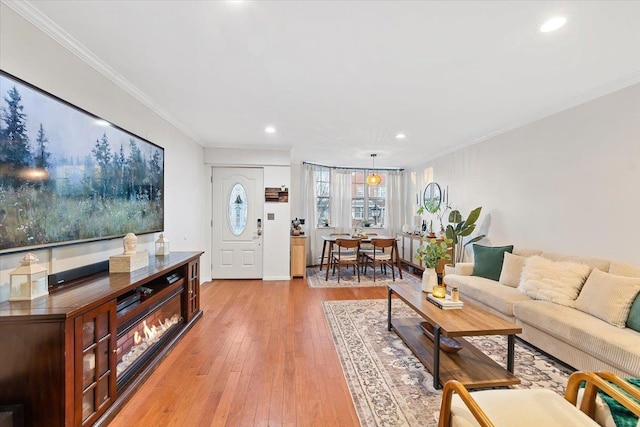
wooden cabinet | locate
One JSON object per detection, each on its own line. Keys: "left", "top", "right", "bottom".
{"left": 0, "top": 251, "right": 203, "bottom": 427}
{"left": 398, "top": 234, "right": 424, "bottom": 270}
{"left": 290, "top": 236, "right": 307, "bottom": 278}
{"left": 397, "top": 234, "right": 451, "bottom": 274}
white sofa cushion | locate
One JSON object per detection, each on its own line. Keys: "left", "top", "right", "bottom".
{"left": 445, "top": 274, "right": 531, "bottom": 317}
{"left": 513, "top": 300, "right": 640, "bottom": 375}
{"left": 450, "top": 388, "right": 600, "bottom": 427}
{"left": 518, "top": 256, "right": 591, "bottom": 307}
{"left": 574, "top": 268, "right": 640, "bottom": 328}
{"left": 608, "top": 262, "right": 640, "bottom": 332}
{"left": 499, "top": 252, "right": 527, "bottom": 288}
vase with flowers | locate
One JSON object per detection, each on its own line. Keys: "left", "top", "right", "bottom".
{"left": 415, "top": 238, "right": 452, "bottom": 293}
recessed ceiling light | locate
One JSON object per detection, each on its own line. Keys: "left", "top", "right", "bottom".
{"left": 395, "top": 133, "right": 406, "bottom": 140}
{"left": 539, "top": 16, "right": 567, "bottom": 33}
{"left": 95, "top": 120, "right": 110, "bottom": 126}
{"left": 265, "top": 126, "right": 276, "bottom": 134}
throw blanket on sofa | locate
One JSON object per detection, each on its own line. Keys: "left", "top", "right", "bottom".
{"left": 598, "top": 378, "right": 640, "bottom": 427}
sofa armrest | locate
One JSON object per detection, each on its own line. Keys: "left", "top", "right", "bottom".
{"left": 453, "top": 263, "right": 474, "bottom": 276}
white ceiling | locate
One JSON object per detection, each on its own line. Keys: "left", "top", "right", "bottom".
{"left": 9, "top": 0, "right": 640, "bottom": 169}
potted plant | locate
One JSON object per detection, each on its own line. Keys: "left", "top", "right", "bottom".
{"left": 415, "top": 238, "right": 452, "bottom": 293}
{"left": 445, "top": 207, "right": 485, "bottom": 267}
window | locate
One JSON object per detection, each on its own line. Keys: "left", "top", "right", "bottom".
{"left": 228, "top": 183, "right": 248, "bottom": 235}
{"left": 351, "top": 170, "right": 386, "bottom": 227}
{"left": 312, "top": 166, "right": 388, "bottom": 228}
{"left": 315, "top": 167, "right": 330, "bottom": 226}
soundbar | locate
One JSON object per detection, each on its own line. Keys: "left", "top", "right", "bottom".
{"left": 48, "top": 260, "right": 109, "bottom": 287}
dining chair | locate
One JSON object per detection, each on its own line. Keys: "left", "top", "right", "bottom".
{"left": 358, "top": 232, "right": 379, "bottom": 261}
{"left": 319, "top": 233, "right": 352, "bottom": 272}
{"left": 362, "top": 238, "right": 397, "bottom": 281}
{"left": 329, "top": 232, "right": 356, "bottom": 257}
{"left": 329, "top": 238, "right": 361, "bottom": 283}
{"left": 437, "top": 371, "right": 640, "bottom": 427}
{"left": 358, "top": 232, "right": 378, "bottom": 249}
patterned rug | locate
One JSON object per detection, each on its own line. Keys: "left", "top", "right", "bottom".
{"left": 307, "top": 266, "right": 421, "bottom": 288}
{"left": 323, "top": 299, "right": 574, "bottom": 427}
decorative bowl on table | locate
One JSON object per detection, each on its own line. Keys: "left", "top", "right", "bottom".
{"left": 419, "top": 322, "right": 463, "bottom": 353}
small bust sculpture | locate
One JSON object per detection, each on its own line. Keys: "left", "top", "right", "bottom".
{"left": 123, "top": 233, "right": 138, "bottom": 255}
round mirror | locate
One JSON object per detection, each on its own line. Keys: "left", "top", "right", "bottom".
{"left": 423, "top": 182, "right": 442, "bottom": 213}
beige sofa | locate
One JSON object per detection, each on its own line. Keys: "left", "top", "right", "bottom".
{"left": 443, "top": 248, "right": 640, "bottom": 378}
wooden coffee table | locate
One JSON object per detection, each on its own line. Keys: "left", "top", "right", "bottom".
{"left": 387, "top": 283, "right": 522, "bottom": 389}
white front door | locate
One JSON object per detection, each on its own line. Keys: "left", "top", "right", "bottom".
{"left": 211, "top": 167, "right": 264, "bottom": 279}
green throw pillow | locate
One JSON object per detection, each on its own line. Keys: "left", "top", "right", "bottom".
{"left": 472, "top": 244, "right": 514, "bottom": 281}
{"left": 626, "top": 294, "right": 640, "bottom": 332}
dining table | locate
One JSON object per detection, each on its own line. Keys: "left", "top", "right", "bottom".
{"left": 319, "top": 234, "right": 403, "bottom": 280}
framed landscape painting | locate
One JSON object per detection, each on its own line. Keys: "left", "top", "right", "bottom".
{"left": 0, "top": 70, "right": 164, "bottom": 254}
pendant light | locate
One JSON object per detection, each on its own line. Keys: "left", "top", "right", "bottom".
{"left": 366, "top": 154, "right": 382, "bottom": 186}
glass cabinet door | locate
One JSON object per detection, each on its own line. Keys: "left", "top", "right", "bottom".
{"left": 186, "top": 259, "right": 200, "bottom": 321}
{"left": 76, "top": 300, "right": 117, "bottom": 426}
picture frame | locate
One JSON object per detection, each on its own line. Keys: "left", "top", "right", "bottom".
{"left": 0, "top": 70, "right": 164, "bottom": 254}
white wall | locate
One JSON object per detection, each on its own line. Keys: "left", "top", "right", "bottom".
{"left": 406, "top": 83, "right": 640, "bottom": 263}
{"left": 263, "top": 166, "right": 292, "bottom": 280}
{"left": 0, "top": 4, "right": 211, "bottom": 300}
{"left": 205, "top": 148, "right": 292, "bottom": 280}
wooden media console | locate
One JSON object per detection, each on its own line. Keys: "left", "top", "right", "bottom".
{"left": 0, "top": 251, "right": 203, "bottom": 427}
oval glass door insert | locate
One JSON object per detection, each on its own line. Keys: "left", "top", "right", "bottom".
{"left": 228, "top": 183, "right": 248, "bottom": 236}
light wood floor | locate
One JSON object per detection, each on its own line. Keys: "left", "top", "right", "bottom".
{"left": 109, "top": 272, "right": 396, "bottom": 426}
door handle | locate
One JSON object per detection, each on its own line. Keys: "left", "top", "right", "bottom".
{"left": 256, "top": 218, "right": 262, "bottom": 236}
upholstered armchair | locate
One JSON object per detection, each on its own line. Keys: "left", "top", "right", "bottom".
{"left": 438, "top": 371, "right": 640, "bottom": 427}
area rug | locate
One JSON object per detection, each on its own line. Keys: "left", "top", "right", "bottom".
{"left": 307, "top": 266, "right": 421, "bottom": 288}
{"left": 323, "top": 299, "right": 574, "bottom": 427}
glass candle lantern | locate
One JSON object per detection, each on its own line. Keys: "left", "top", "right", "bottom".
{"left": 10, "top": 253, "right": 48, "bottom": 301}
{"left": 432, "top": 285, "right": 446, "bottom": 299}
{"left": 155, "top": 233, "right": 170, "bottom": 256}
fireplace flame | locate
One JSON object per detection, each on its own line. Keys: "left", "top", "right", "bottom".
{"left": 117, "top": 314, "right": 181, "bottom": 377}
{"left": 143, "top": 320, "right": 153, "bottom": 340}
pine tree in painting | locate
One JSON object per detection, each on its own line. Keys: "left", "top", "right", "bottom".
{"left": 92, "top": 132, "right": 112, "bottom": 198}
{"left": 148, "top": 149, "right": 163, "bottom": 201}
{"left": 0, "top": 86, "right": 32, "bottom": 186}
{"left": 34, "top": 123, "right": 52, "bottom": 170}
{"left": 113, "top": 143, "right": 126, "bottom": 198}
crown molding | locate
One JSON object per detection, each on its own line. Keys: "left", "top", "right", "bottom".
{"left": 2, "top": 0, "right": 204, "bottom": 145}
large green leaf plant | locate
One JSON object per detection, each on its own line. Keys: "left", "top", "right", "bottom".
{"left": 445, "top": 207, "right": 485, "bottom": 265}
